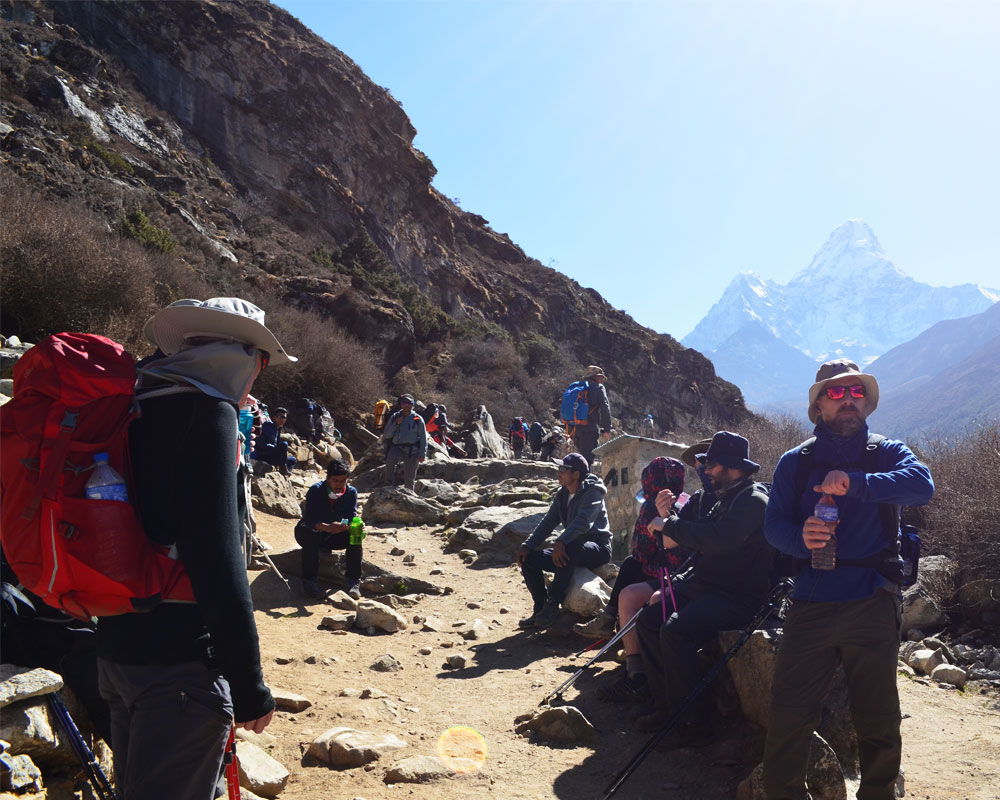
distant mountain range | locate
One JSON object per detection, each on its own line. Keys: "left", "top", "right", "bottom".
{"left": 869, "top": 301, "right": 1000, "bottom": 440}
{"left": 682, "top": 220, "right": 999, "bottom": 436}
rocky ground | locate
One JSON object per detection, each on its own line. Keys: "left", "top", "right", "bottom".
{"left": 244, "top": 506, "right": 1000, "bottom": 800}
{"left": 3, "top": 463, "right": 999, "bottom": 800}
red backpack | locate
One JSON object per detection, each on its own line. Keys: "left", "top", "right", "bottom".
{"left": 0, "top": 333, "right": 195, "bottom": 621}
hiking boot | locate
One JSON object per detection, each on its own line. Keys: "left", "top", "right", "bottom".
{"left": 532, "top": 602, "right": 562, "bottom": 630}
{"left": 599, "top": 673, "right": 651, "bottom": 704}
{"left": 634, "top": 709, "right": 671, "bottom": 733}
{"left": 302, "top": 578, "right": 324, "bottom": 599}
{"left": 346, "top": 580, "right": 362, "bottom": 600}
{"left": 573, "top": 613, "right": 616, "bottom": 640}
{"left": 654, "top": 721, "right": 715, "bottom": 751}
{"left": 518, "top": 610, "right": 543, "bottom": 629}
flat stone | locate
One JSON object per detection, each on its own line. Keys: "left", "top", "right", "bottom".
{"left": 236, "top": 740, "right": 290, "bottom": 797}
{"left": 320, "top": 612, "right": 357, "bottom": 631}
{"left": 0, "top": 666, "right": 64, "bottom": 708}
{"left": 271, "top": 687, "right": 311, "bottom": 712}
{"left": 382, "top": 754, "right": 454, "bottom": 783}
{"left": 371, "top": 654, "right": 402, "bottom": 673}
{"left": 930, "top": 663, "right": 967, "bottom": 688}
{"left": 307, "top": 727, "right": 407, "bottom": 768}
{"left": 356, "top": 600, "right": 408, "bottom": 633}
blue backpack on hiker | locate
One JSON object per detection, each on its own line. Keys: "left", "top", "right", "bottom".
{"left": 560, "top": 381, "right": 590, "bottom": 430}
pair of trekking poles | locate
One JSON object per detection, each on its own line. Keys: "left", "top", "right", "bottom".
{"left": 535, "top": 561, "right": 792, "bottom": 799}
{"left": 48, "top": 692, "right": 244, "bottom": 800}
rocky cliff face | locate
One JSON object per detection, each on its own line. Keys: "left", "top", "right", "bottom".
{"left": 0, "top": 0, "right": 746, "bottom": 434}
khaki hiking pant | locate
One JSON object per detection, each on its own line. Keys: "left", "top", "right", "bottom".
{"left": 762, "top": 587, "right": 902, "bottom": 800}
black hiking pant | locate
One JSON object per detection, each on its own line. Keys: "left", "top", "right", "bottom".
{"left": 762, "top": 588, "right": 902, "bottom": 800}
{"left": 294, "top": 526, "right": 362, "bottom": 583}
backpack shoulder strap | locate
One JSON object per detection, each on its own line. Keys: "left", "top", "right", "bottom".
{"left": 864, "top": 433, "right": 900, "bottom": 546}
{"left": 792, "top": 437, "right": 817, "bottom": 503}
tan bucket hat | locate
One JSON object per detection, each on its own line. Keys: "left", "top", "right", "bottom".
{"left": 679, "top": 437, "right": 714, "bottom": 469}
{"left": 144, "top": 297, "right": 297, "bottom": 366}
{"left": 583, "top": 365, "right": 607, "bottom": 380}
{"left": 807, "top": 358, "right": 879, "bottom": 423}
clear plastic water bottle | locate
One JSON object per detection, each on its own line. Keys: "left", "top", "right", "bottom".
{"left": 84, "top": 453, "right": 129, "bottom": 502}
{"left": 811, "top": 493, "right": 838, "bottom": 570}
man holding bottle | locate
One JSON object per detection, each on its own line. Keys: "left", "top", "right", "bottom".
{"left": 762, "top": 359, "right": 934, "bottom": 800}
{"left": 295, "top": 459, "right": 364, "bottom": 600}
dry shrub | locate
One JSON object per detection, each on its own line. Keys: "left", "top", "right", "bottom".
{"left": 250, "top": 298, "right": 387, "bottom": 419}
{"left": 0, "top": 171, "right": 160, "bottom": 351}
{"left": 732, "top": 413, "right": 812, "bottom": 482}
{"left": 917, "top": 423, "right": 1000, "bottom": 602}
{"left": 436, "top": 338, "right": 577, "bottom": 428}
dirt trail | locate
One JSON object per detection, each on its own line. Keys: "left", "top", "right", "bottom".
{"left": 250, "top": 510, "right": 1000, "bottom": 800}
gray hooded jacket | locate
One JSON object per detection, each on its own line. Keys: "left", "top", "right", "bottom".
{"left": 522, "top": 473, "right": 612, "bottom": 550}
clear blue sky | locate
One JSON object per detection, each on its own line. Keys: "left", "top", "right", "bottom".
{"left": 276, "top": 0, "right": 999, "bottom": 340}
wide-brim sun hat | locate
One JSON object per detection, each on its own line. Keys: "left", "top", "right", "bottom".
{"left": 680, "top": 438, "right": 714, "bottom": 469}
{"left": 144, "top": 297, "right": 297, "bottom": 366}
{"left": 807, "top": 358, "right": 879, "bottom": 423}
{"left": 583, "top": 365, "right": 607, "bottom": 380}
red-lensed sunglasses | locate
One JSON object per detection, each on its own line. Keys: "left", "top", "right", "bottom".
{"left": 824, "top": 384, "right": 866, "bottom": 401}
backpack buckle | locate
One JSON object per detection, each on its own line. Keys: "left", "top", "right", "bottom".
{"left": 59, "top": 522, "right": 79, "bottom": 541}
{"left": 59, "top": 411, "right": 79, "bottom": 433}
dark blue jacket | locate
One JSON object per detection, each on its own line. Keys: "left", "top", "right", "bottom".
{"left": 765, "top": 422, "right": 933, "bottom": 602}
{"left": 296, "top": 482, "right": 359, "bottom": 534}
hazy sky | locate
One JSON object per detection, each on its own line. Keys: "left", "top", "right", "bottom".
{"left": 276, "top": 0, "right": 999, "bottom": 340}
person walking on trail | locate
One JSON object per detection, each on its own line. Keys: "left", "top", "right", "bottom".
{"left": 510, "top": 417, "right": 529, "bottom": 459}
{"left": 761, "top": 359, "right": 934, "bottom": 800}
{"left": 634, "top": 431, "right": 774, "bottom": 750}
{"left": 516, "top": 453, "right": 612, "bottom": 631}
{"left": 381, "top": 394, "right": 427, "bottom": 490}
{"left": 573, "top": 457, "right": 690, "bottom": 704}
{"left": 99, "top": 297, "right": 293, "bottom": 800}
{"left": 572, "top": 365, "right": 612, "bottom": 469}
{"left": 295, "top": 459, "right": 363, "bottom": 600}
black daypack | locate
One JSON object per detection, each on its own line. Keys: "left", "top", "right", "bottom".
{"left": 793, "top": 434, "right": 920, "bottom": 587}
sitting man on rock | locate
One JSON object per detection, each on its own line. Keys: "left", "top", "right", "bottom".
{"left": 294, "top": 459, "right": 363, "bottom": 600}
{"left": 516, "top": 452, "right": 612, "bottom": 630}
{"left": 252, "top": 406, "right": 296, "bottom": 474}
{"left": 635, "top": 431, "right": 774, "bottom": 748}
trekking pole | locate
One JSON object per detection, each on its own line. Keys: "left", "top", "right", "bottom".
{"left": 249, "top": 531, "right": 291, "bottom": 591}
{"left": 600, "top": 579, "right": 794, "bottom": 800}
{"left": 46, "top": 692, "right": 117, "bottom": 800}
{"left": 539, "top": 605, "right": 644, "bottom": 707}
{"left": 224, "top": 725, "right": 242, "bottom": 800}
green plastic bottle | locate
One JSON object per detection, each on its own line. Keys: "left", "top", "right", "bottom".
{"left": 349, "top": 516, "right": 365, "bottom": 546}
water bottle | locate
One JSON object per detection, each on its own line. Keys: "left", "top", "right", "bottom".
{"left": 349, "top": 516, "right": 365, "bottom": 546}
{"left": 811, "top": 493, "right": 838, "bottom": 570}
{"left": 84, "top": 453, "right": 129, "bottom": 502}
{"left": 238, "top": 407, "right": 254, "bottom": 462}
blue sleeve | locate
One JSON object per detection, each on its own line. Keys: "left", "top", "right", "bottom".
{"left": 845, "top": 440, "right": 934, "bottom": 507}
{"left": 557, "top": 486, "right": 606, "bottom": 544}
{"left": 764, "top": 450, "right": 811, "bottom": 559}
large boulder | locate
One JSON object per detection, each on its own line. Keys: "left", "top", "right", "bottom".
{"left": 461, "top": 406, "right": 507, "bottom": 459}
{"left": 250, "top": 471, "right": 302, "bottom": 518}
{"left": 362, "top": 487, "right": 446, "bottom": 525}
{"left": 720, "top": 628, "right": 858, "bottom": 774}
{"left": 738, "top": 732, "right": 847, "bottom": 800}
{"left": 562, "top": 569, "right": 611, "bottom": 617}
{"left": 447, "top": 506, "right": 547, "bottom": 558}
{"left": 902, "top": 555, "right": 957, "bottom": 631}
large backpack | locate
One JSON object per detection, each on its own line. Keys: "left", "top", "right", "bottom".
{"left": 0, "top": 333, "right": 195, "bottom": 621}
{"left": 560, "top": 381, "right": 590, "bottom": 431}
{"left": 373, "top": 399, "right": 391, "bottom": 433}
{"left": 527, "top": 422, "right": 545, "bottom": 451}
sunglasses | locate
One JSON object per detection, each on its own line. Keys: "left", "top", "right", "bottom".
{"left": 557, "top": 465, "right": 571, "bottom": 472}
{"left": 824, "top": 384, "right": 866, "bottom": 401}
